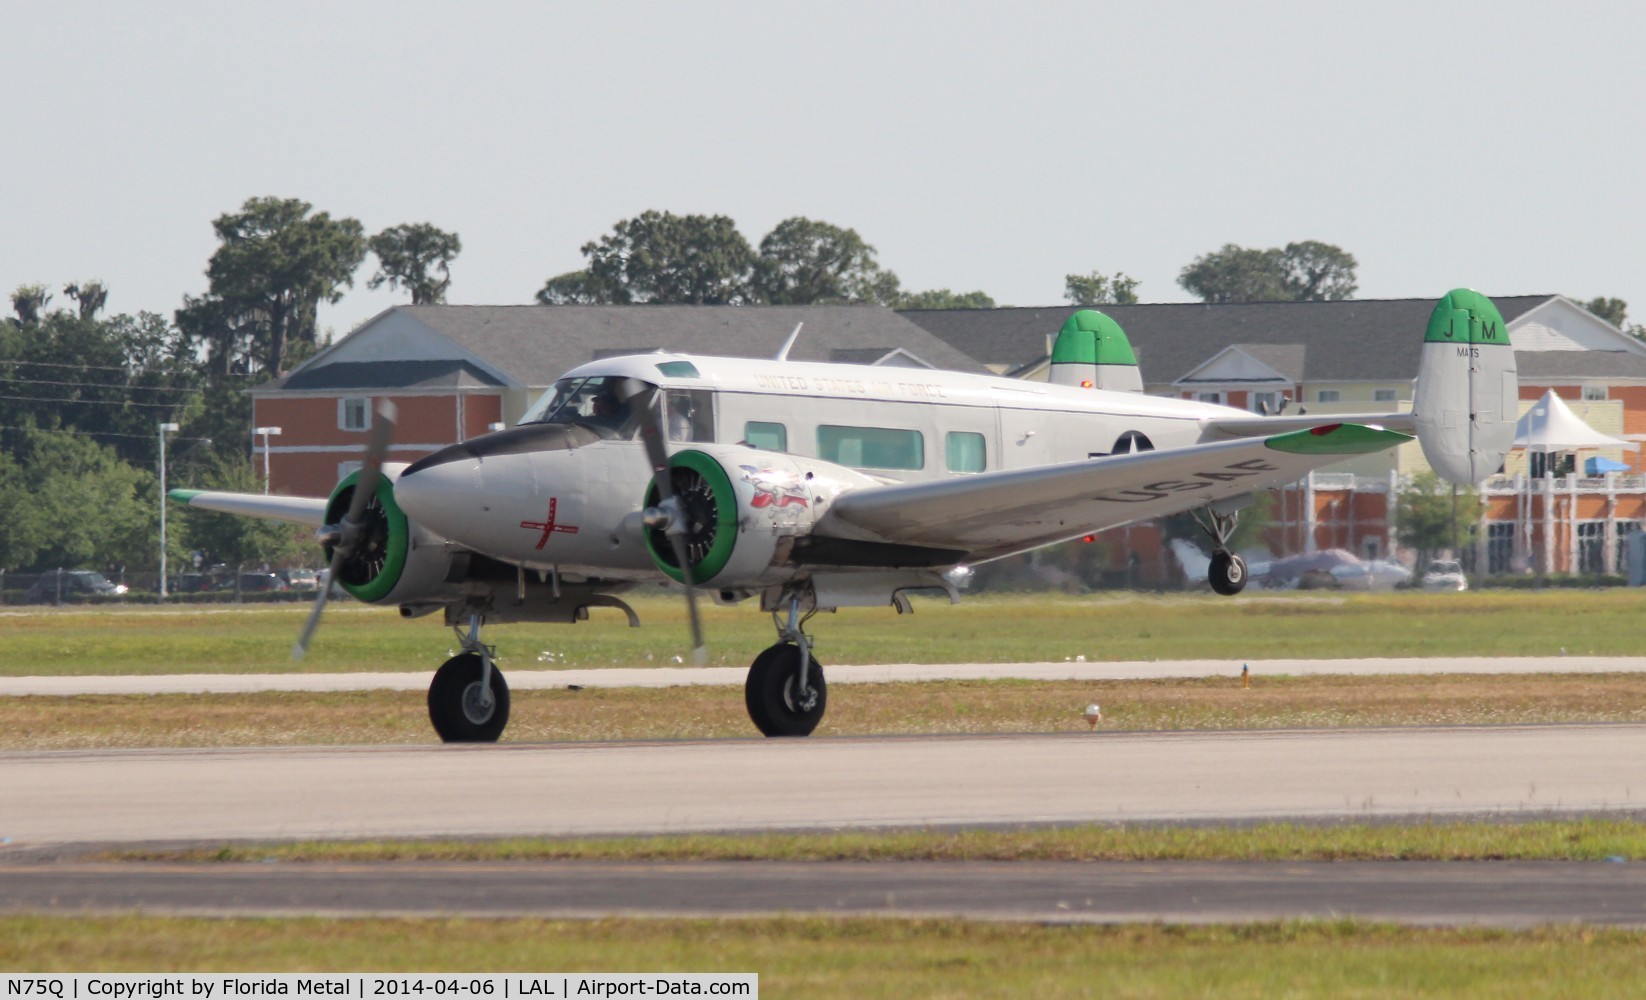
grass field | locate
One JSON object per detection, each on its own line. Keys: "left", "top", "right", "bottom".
{"left": 3, "top": 589, "right": 1645, "bottom": 675}
{"left": 115, "top": 817, "right": 1646, "bottom": 864}
{"left": 7, "top": 673, "right": 1646, "bottom": 749}
{"left": 5, "top": 916, "right": 1646, "bottom": 997}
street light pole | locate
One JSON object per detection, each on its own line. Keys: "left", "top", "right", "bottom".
{"left": 158, "top": 422, "right": 179, "bottom": 599}
{"left": 254, "top": 426, "right": 283, "bottom": 494}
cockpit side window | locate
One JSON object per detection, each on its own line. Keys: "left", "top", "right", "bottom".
{"left": 521, "top": 376, "right": 655, "bottom": 440}
{"left": 665, "top": 388, "right": 716, "bottom": 443}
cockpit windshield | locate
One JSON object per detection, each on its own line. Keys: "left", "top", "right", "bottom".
{"left": 519, "top": 376, "right": 655, "bottom": 440}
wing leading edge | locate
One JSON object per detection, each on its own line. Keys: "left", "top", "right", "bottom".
{"left": 168, "top": 489, "right": 328, "bottom": 526}
{"left": 814, "top": 423, "right": 1410, "bottom": 561}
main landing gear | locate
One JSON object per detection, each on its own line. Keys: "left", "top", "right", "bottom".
{"left": 428, "top": 612, "right": 510, "bottom": 742}
{"left": 745, "top": 597, "right": 827, "bottom": 737}
{"left": 1192, "top": 503, "right": 1248, "bottom": 596}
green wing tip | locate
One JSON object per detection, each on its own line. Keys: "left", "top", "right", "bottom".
{"left": 1265, "top": 423, "right": 1413, "bottom": 455}
{"left": 167, "top": 488, "right": 203, "bottom": 503}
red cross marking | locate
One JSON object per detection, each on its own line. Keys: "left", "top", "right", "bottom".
{"left": 520, "top": 497, "right": 580, "bottom": 550}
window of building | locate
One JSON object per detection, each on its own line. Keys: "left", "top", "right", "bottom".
{"left": 945, "top": 432, "right": 986, "bottom": 473}
{"left": 1615, "top": 521, "right": 1640, "bottom": 577}
{"left": 340, "top": 397, "right": 371, "bottom": 431}
{"left": 744, "top": 421, "right": 787, "bottom": 452}
{"left": 1251, "top": 392, "right": 1278, "bottom": 414}
{"left": 1316, "top": 389, "right": 1341, "bottom": 403}
{"left": 817, "top": 425, "right": 924, "bottom": 471}
{"left": 1374, "top": 388, "right": 1398, "bottom": 403}
{"left": 337, "top": 460, "right": 363, "bottom": 481}
{"left": 1195, "top": 392, "right": 1222, "bottom": 405}
{"left": 1487, "top": 522, "right": 1515, "bottom": 575}
{"left": 1577, "top": 521, "right": 1606, "bottom": 574}
{"left": 1583, "top": 384, "right": 1609, "bottom": 401}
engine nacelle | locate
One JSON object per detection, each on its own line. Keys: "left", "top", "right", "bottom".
{"left": 642, "top": 445, "right": 880, "bottom": 590}
{"left": 324, "top": 465, "right": 461, "bottom": 606}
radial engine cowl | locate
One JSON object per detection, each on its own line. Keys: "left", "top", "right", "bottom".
{"left": 642, "top": 446, "right": 867, "bottom": 589}
{"left": 323, "top": 466, "right": 457, "bottom": 605}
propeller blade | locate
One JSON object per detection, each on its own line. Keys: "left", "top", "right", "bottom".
{"left": 293, "top": 400, "right": 398, "bottom": 660}
{"left": 641, "top": 393, "right": 707, "bottom": 664}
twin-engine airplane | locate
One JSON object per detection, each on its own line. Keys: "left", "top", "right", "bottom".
{"left": 173, "top": 289, "right": 1517, "bottom": 742}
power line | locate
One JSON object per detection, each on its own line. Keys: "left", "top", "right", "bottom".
{"left": 0, "top": 393, "right": 192, "bottom": 409}
{"left": 0, "top": 424, "right": 213, "bottom": 442}
{"left": 0, "top": 357, "right": 202, "bottom": 375}
{"left": 0, "top": 375, "right": 202, "bottom": 394}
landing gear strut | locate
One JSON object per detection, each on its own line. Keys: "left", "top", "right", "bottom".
{"left": 745, "top": 596, "right": 827, "bottom": 737}
{"left": 1192, "top": 504, "right": 1248, "bottom": 596}
{"left": 428, "top": 612, "right": 510, "bottom": 742}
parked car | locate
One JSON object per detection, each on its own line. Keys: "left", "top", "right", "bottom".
{"left": 168, "top": 572, "right": 214, "bottom": 594}
{"left": 21, "top": 570, "right": 129, "bottom": 604}
{"left": 219, "top": 572, "right": 289, "bottom": 593}
{"left": 278, "top": 568, "right": 320, "bottom": 590}
{"left": 1420, "top": 560, "right": 1469, "bottom": 591}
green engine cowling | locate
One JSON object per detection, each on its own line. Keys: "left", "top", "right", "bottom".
{"left": 641, "top": 445, "right": 878, "bottom": 590}
{"left": 322, "top": 465, "right": 461, "bottom": 605}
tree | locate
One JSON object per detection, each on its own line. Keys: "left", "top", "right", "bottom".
{"left": 62, "top": 280, "right": 108, "bottom": 320}
{"left": 893, "top": 288, "right": 997, "bottom": 309}
{"left": 1064, "top": 270, "right": 1139, "bottom": 306}
{"left": 752, "top": 217, "right": 900, "bottom": 305}
{"left": 1584, "top": 297, "right": 1629, "bottom": 328}
{"left": 1396, "top": 472, "right": 1481, "bottom": 567}
{"left": 190, "top": 196, "right": 367, "bottom": 376}
{"left": 535, "top": 269, "right": 608, "bottom": 305}
{"left": 10, "top": 284, "right": 51, "bottom": 324}
{"left": 368, "top": 223, "right": 462, "bottom": 304}
{"left": 0, "top": 430, "right": 156, "bottom": 571}
{"left": 536, "top": 210, "right": 755, "bottom": 305}
{"left": 1178, "top": 241, "right": 1357, "bottom": 303}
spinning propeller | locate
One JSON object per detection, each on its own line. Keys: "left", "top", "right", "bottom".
{"left": 293, "top": 399, "right": 398, "bottom": 660}
{"left": 639, "top": 390, "right": 708, "bottom": 665}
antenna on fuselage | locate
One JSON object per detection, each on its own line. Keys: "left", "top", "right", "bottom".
{"left": 774, "top": 322, "right": 804, "bottom": 362}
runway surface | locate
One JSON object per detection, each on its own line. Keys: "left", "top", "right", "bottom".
{"left": 4, "top": 724, "right": 1643, "bottom": 847}
{"left": 3, "top": 860, "right": 1643, "bottom": 927}
{"left": 4, "top": 655, "right": 1641, "bottom": 695}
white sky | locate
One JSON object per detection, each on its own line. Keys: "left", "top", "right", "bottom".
{"left": 5, "top": 1, "right": 1643, "bottom": 339}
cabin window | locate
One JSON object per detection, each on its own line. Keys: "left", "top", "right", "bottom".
{"left": 744, "top": 421, "right": 787, "bottom": 452}
{"left": 340, "top": 397, "right": 370, "bottom": 431}
{"left": 1316, "top": 389, "right": 1341, "bottom": 403}
{"left": 1374, "top": 388, "right": 1398, "bottom": 403}
{"left": 665, "top": 389, "right": 715, "bottom": 442}
{"left": 945, "top": 432, "right": 986, "bottom": 473}
{"left": 818, "top": 425, "right": 925, "bottom": 471}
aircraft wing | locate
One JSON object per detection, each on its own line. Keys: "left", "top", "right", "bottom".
{"left": 168, "top": 489, "right": 328, "bottom": 527}
{"left": 813, "top": 423, "right": 1409, "bottom": 561}
{"left": 1202, "top": 411, "right": 1415, "bottom": 439}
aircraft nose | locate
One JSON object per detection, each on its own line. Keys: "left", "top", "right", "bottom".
{"left": 394, "top": 443, "right": 481, "bottom": 532}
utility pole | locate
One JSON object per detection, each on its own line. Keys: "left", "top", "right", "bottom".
{"left": 158, "top": 422, "right": 179, "bottom": 598}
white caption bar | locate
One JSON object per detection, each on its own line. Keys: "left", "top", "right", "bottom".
{"left": 0, "top": 977, "right": 756, "bottom": 1000}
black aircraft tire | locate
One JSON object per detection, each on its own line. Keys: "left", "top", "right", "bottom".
{"left": 1209, "top": 551, "right": 1248, "bottom": 596}
{"left": 428, "top": 652, "right": 511, "bottom": 743}
{"left": 745, "top": 643, "right": 827, "bottom": 737}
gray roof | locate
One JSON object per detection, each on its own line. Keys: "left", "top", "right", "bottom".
{"left": 1177, "top": 344, "right": 1307, "bottom": 385}
{"left": 901, "top": 296, "right": 1554, "bottom": 384}
{"left": 1516, "top": 351, "right": 1646, "bottom": 380}
{"left": 382, "top": 304, "right": 986, "bottom": 384}
{"left": 280, "top": 360, "right": 507, "bottom": 391}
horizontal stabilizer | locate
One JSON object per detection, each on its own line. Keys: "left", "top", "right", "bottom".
{"left": 168, "top": 489, "right": 328, "bottom": 526}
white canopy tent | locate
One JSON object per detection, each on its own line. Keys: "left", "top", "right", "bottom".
{"left": 1513, "top": 389, "right": 1636, "bottom": 453}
